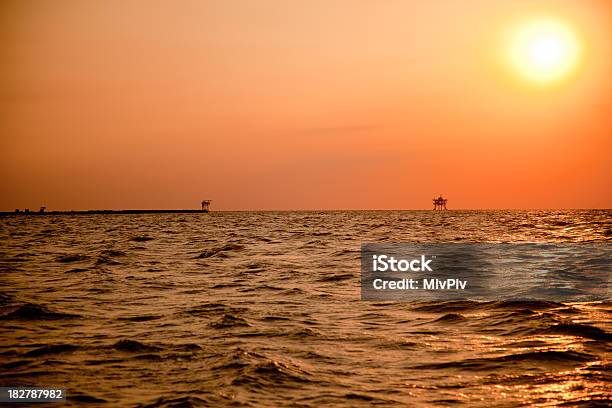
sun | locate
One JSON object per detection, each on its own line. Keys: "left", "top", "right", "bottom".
{"left": 507, "top": 18, "right": 581, "bottom": 84}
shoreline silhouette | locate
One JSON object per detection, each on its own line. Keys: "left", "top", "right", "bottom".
{"left": 1, "top": 209, "right": 209, "bottom": 216}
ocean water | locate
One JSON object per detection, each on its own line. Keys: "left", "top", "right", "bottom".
{"left": 0, "top": 210, "right": 610, "bottom": 407}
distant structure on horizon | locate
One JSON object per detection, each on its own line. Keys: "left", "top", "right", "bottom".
{"left": 433, "top": 195, "right": 448, "bottom": 210}
{"left": 201, "top": 200, "right": 212, "bottom": 212}
{"left": 4, "top": 201, "right": 212, "bottom": 216}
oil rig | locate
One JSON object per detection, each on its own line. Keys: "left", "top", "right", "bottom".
{"left": 432, "top": 195, "right": 448, "bottom": 210}
{"left": 201, "top": 200, "right": 212, "bottom": 212}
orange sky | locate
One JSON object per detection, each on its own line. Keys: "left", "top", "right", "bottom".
{"left": 1, "top": 0, "right": 611, "bottom": 210}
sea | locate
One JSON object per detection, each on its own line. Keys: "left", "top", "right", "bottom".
{"left": 0, "top": 210, "right": 610, "bottom": 407}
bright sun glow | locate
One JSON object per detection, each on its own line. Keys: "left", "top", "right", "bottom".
{"left": 508, "top": 19, "right": 581, "bottom": 84}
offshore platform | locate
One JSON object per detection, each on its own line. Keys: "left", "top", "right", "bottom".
{"left": 432, "top": 195, "right": 448, "bottom": 210}
{"left": 201, "top": 200, "right": 211, "bottom": 212}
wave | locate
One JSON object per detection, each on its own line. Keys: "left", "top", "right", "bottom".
{"left": 0, "top": 292, "right": 12, "bottom": 307}
{"left": 217, "top": 350, "right": 314, "bottom": 389}
{"left": 95, "top": 257, "right": 122, "bottom": 266}
{"left": 476, "top": 309, "right": 546, "bottom": 328}
{"left": 417, "top": 350, "right": 595, "bottom": 371}
{"left": 247, "top": 360, "right": 312, "bottom": 384}
{"left": 490, "top": 300, "right": 564, "bottom": 310}
{"left": 68, "top": 394, "right": 108, "bottom": 403}
{"left": 57, "top": 253, "right": 88, "bottom": 263}
{"left": 261, "top": 315, "right": 291, "bottom": 322}
{"left": 196, "top": 243, "right": 244, "bottom": 259}
{"left": 119, "top": 314, "right": 162, "bottom": 322}
{"left": 544, "top": 323, "right": 611, "bottom": 341}
{"left": 130, "top": 235, "right": 155, "bottom": 242}
{"left": 0, "top": 303, "right": 80, "bottom": 320}
{"left": 432, "top": 313, "right": 467, "bottom": 323}
{"left": 66, "top": 267, "right": 89, "bottom": 273}
{"left": 183, "top": 303, "right": 248, "bottom": 317}
{"left": 113, "top": 339, "right": 162, "bottom": 353}
{"left": 1, "top": 360, "right": 35, "bottom": 370}
{"left": 286, "top": 327, "right": 321, "bottom": 339}
{"left": 411, "top": 300, "right": 482, "bottom": 313}
{"left": 209, "top": 314, "right": 250, "bottom": 329}
{"left": 317, "top": 273, "right": 353, "bottom": 282}
{"left": 137, "top": 395, "right": 212, "bottom": 408}
{"left": 22, "top": 344, "right": 79, "bottom": 357}
{"left": 99, "top": 249, "right": 126, "bottom": 257}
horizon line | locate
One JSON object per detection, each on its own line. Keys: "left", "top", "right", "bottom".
{"left": 1, "top": 207, "right": 611, "bottom": 214}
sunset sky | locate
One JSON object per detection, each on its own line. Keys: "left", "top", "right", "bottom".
{"left": 1, "top": 0, "right": 611, "bottom": 210}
